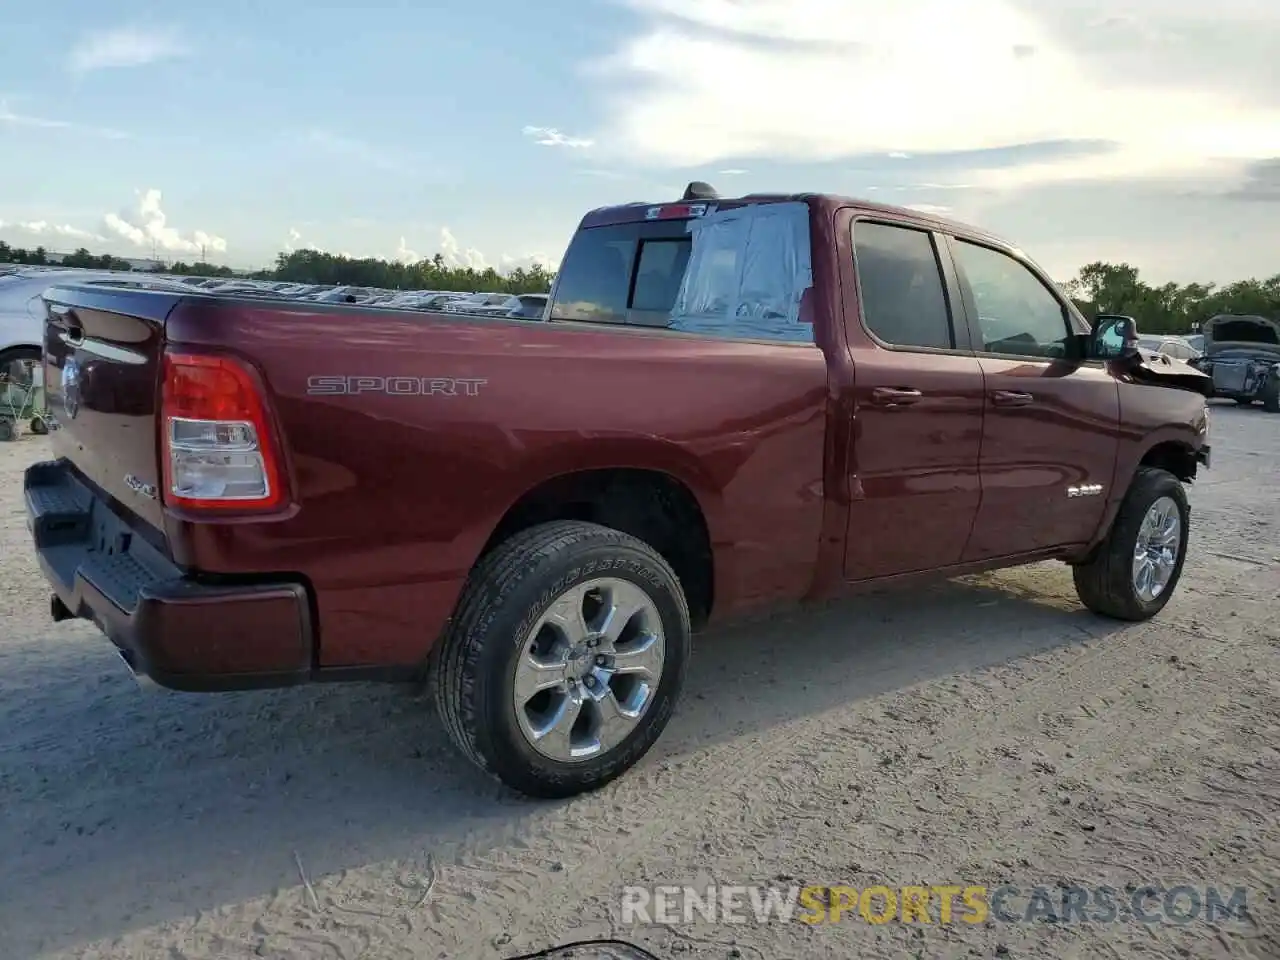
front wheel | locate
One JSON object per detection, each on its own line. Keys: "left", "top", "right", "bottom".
{"left": 431, "top": 520, "right": 691, "bottom": 798}
{"left": 1261, "top": 373, "right": 1280, "bottom": 413}
{"left": 1072, "top": 467, "right": 1190, "bottom": 621}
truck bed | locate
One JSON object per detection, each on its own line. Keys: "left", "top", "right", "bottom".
{"left": 36, "top": 282, "right": 830, "bottom": 673}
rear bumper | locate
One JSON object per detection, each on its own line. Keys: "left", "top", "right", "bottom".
{"left": 25, "top": 459, "right": 315, "bottom": 691}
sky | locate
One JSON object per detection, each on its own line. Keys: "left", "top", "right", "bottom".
{"left": 1, "top": 0, "right": 1278, "bottom": 284}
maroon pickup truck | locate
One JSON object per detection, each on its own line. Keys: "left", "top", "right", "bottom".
{"left": 26, "top": 185, "right": 1211, "bottom": 798}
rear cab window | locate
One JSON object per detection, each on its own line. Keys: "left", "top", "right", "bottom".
{"left": 548, "top": 201, "right": 815, "bottom": 344}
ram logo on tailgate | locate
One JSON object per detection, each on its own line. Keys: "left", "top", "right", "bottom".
{"left": 61, "top": 357, "right": 82, "bottom": 419}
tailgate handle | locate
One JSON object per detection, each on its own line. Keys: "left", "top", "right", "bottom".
{"left": 50, "top": 305, "right": 84, "bottom": 344}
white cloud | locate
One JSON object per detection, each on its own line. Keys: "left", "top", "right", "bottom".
{"left": 277, "top": 225, "right": 557, "bottom": 274}
{"left": 437, "top": 227, "right": 490, "bottom": 269}
{"left": 394, "top": 237, "right": 419, "bottom": 264}
{"left": 283, "top": 227, "right": 325, "bottom": 255}
{"left": 577, "top": 168, "right": 630, "bottom": 180}
{"left": 304, "top": 129, "right": 420, "bottom": 174}
{"left": 68, "top": 26, "right": 188, "bottom": 74}
{"left": 905, "top": 203, "right": 953, "bottom": 216}
{"left": 718, "top": 168, "right": 749, "bottom": 175}
{"left": 0, "top": 219, "right": 108, "bottom": 244}
{"left": 102, "top": 189, "right": 227, "bottom": 257}
{"left": 588, "top": 0, "right": 1280, "bottom": 188}
{"left": 522, "top": 125, "right": 594, "bottom": 149}
{"left": 0, "top": 99, "right": 129, "bottom": 139}
{"left": 499, "top": 251, "right": 559, "bottom": 273}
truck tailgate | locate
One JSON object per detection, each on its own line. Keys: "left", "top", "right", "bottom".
{"left": 41, "top": 284, "right": 185, "bottom": 538}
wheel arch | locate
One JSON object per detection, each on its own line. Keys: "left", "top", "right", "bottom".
{"left": 477, "top": 466, "right": 718, "bottom": 630}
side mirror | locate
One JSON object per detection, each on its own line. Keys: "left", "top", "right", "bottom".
{"left": 1091, "top": 314, "right": 1139, "bottom": 360}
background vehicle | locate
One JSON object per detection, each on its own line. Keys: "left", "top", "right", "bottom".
{"left": 0, "top": 266, "right": 194, "bottom": 371}
{"left": 445, "top": 291, "right": 515, "bottom": 315}
{"left": 25, "top": 185, "right": 1211, "bottom": 799}
{"left": 1190, "top": 314, "right": 1280, "bottom": 411}
{"left": 1137, "top": 334, "right": 1201, "bottom": 361}
{"left": 507, "top": 293, "right": 549, "bottom": 320}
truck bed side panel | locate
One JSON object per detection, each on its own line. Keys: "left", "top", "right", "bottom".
{"left": 164, "top": 300, "right": 829, "bottom": 667}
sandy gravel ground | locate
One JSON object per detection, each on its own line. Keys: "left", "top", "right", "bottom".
{"left": 1, "top": 404, "right": 1277, "bottom": 960}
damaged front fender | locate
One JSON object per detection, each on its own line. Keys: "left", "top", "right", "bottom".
{"left": 1125, "top": 349, "right": 1215, "bottom": 398}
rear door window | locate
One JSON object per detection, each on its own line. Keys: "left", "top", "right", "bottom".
{"left": 851, "top": 221, "right": 956, "bottom": 350}
{"left": 548, "top": 202, "right": 814, "bottom": 344}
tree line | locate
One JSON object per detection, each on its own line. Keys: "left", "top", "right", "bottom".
{"left": 3, "top": 240, "right": 1278, "bottom": 331}
{"left": 0, "top": 243, "right": 556, "bottom": 295}
{"left": 1064, "top": 262, "right": 1280, "bottom": 336}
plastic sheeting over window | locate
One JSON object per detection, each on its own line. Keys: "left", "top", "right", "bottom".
{"left": 669, "top": 202, "right": 814, "bottom": 343}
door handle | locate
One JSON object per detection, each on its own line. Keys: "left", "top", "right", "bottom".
{"left": 871, "top": 387, "right": 923, "bottom": 407}
{"left": 991, "top": 390, "right": 1033, "bottom": 407}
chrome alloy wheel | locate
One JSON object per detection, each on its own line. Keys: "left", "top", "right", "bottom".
{"left": 512, "top": 578, "right": 666, "bottom": 762}
{"left": 1132, "top": 495, "right": 1182, "bottom": 602}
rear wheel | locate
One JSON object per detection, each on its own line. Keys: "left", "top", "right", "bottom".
{"left": 1072, "top": 467, "right": 1189, "bottom": 621}
{"left": 432, "top": 520, "right": 691, "bottom": 798}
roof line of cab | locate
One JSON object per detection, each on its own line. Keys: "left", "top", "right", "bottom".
{"left": 577, "top": 190, "right": 1002, "bottom": 246}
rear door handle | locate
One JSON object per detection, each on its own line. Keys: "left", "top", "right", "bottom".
{"left": 991, "top": 390, "right": 1033, "bottom": 407}
{"left": 871, "top": 387, "right": 923, "bottom": 407}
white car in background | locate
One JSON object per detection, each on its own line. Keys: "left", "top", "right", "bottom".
{"left": 0, "top": 267, "right": 193, "bottom": 368}
{"left": 1137, "top": 335, "right": 1202, "bottom": 361}
{"left": 443, "top": 292, "right": 514, "bottom": 315}
{"left": 508, "top": 293, "right": 549, "bottom": 320}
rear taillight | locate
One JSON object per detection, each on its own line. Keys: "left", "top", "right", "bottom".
{"left": 160, "top": 352, "right": 284, "bottom": 511}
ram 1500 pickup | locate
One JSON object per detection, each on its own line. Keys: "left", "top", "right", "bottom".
{"left": 26, "top": 184, "right": 1212, "bottom": 798}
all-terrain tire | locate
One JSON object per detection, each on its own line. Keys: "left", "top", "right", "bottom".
{"left": 431, "top": 520, "right": 691, "bottom": 798}
{"left": 1072, "top": 467, "right": 1190, "bottom": 621}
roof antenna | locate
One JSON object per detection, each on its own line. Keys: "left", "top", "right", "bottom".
{"left": 682, "top": 181, "right": 719, "bottom": 201}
